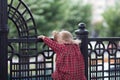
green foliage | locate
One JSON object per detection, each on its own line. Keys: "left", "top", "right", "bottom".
{"left": 24, "top": 0, "right": 67, "bottom": 36}
{"left": 102, "top": 2, "right": 120, "bottom": 37}
{"left": 24, "top": 0, "right": 92, "bottom": 36}
{"left": 8, "top": 20, "right": 18, "bottom": 38}
{"left": 8, "top": 0, "right": 92, "bottom": 37}
{"left": 92, "top": 21, "right": 108, "bottom": 37}
{"left": 61, "top": 1, "right": 92, "bottom": 33}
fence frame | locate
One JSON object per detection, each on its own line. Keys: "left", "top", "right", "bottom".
{"left": 0, "top": 0, "right": 8, "bottom": 80}
{"left": 0, "top": 0, "right": 120, "bottom": 80}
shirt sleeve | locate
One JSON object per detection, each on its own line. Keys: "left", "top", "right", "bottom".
{"left": 42, "top": 37, "right": 64, "bottom": 53}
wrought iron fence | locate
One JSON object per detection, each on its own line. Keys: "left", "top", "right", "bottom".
{"left": 8, "top": 38, "right": 54, "bottom": 80}
{"left": 88, "top": 38, "right": 120, "bottom": 80}
{"left": 0, "top": 0, "right": 120, "bottom": 80}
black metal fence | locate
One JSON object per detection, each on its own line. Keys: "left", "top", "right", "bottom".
{"left": 0, "top": 0, "right": 120, "bottom": 80}
{"left": 7, "top": 23, "right": 120, "bottom": 80}
{"left": 76, "top": 23, "right": 120, "bottom": 80}
{"left": 0, "top": 0, "right": 8, "bottom": 80}
{"left": 8, "top": 38, "right": 54, "bottom": 80}
{"left": 88, "top": 37, "right": 120, "bottom": 80}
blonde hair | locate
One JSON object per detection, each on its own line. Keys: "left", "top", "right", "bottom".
{"left": 59, "top": 30, "right": 73, "bottom": 41}
{"left": 52, "top": 30, "right": 81, "bottom": 44}
{"left": 52, "top": 30, "right": 59, "bottom": 41}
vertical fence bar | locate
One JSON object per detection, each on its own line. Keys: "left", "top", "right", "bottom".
{"left": 75, "top": 23, "right": 89, "bottom": 80}
{"left": 0, "top": 0, "right": 8, "bottom": 80}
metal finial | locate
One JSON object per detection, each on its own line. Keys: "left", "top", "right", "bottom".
{"left": 78, "top": 23, "right": 86, "bottom": 30}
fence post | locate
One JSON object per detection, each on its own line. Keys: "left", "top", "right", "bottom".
{"left": 75, "top": 23, "right": 89, "bottom": 80}
{"left": 0, "top": 0, "right": 8, "bottom": 80}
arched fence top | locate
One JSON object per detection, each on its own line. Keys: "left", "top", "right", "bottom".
{"left": 8, "top": 0, "right": 37, "bottom": 38}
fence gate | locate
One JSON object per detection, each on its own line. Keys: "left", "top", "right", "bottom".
{"left": 8, "top": 0, "right": 54, "bottom": 80}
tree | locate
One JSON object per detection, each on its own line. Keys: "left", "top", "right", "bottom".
{"left": 8, "top": 0, "right": 92, "bottom": 37}
{"left": 24, "top": 0, "right": 92, "bottom": 36}
{"left": 25, "top": 0, "right": 69, "bottom": 36}
{"left": 61, "top": 0, "right": 92, "bottom": 33}
{"left": 102, "top": 1, "right": 120, "bottom": 37}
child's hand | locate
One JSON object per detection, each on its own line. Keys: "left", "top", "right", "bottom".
{"left": 38, "top": 35, "right": 45, "bottom": 39}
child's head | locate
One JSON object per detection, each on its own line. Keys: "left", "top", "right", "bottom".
{"left": 59, "top": 30, "right": 73, "bottom": 43}
{"left": 52, "top": 30, "right": 81, "bottom": 44}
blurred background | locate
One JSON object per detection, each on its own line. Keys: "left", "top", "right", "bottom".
{"left": 8, "top": 0, "right": 120, "bottom": 38}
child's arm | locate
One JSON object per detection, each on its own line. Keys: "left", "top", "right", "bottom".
{"left": 38, "top": 35, "right": 64, "bottom": 52}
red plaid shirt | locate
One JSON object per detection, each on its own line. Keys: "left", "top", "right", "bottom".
{"left": 43, "top": 37, "right": 86, "bottom": 80}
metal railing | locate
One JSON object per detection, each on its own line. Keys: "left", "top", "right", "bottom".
{"left": 0, "top": 0, "right": 120, "bottom": 79}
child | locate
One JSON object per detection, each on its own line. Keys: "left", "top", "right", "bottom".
{"left": 38, "top": 30, "right": 86, "bottom": 80}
